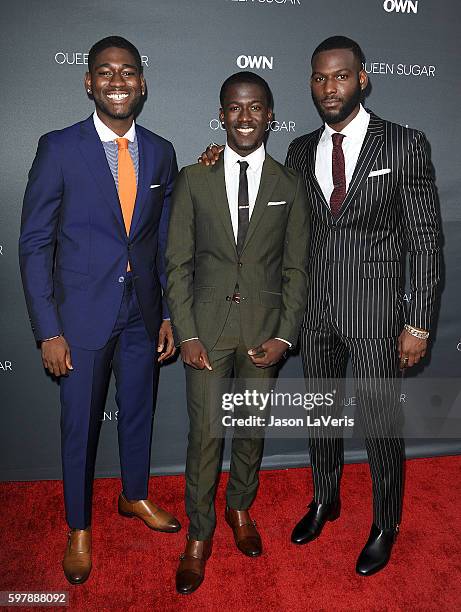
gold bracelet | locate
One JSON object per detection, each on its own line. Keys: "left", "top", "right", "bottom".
{"left": 404, "top": 324, "right": 429, "bottom": 340}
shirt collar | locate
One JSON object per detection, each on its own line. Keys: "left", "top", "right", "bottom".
{"left": 92, "top": 111, "right": 136, "bottom": 143}
{"left": 224, "top": 142, "right": 265, "bottom": 172}
{"left": 321, "top": 104, "right": 370, "bottom": 143}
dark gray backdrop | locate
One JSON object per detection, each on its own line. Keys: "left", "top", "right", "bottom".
{"left": 1, "top": 0, "right": 460, "bottom": 481}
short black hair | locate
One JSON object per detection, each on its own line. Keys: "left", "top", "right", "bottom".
{"left": 311, "top": 36, "right": 365, "bottom": 68}
{"left": 88, "top": 36, "right": 143, "bottom": 73}
{"left": 220, "top": 72, "right": 273, "bottom": 109}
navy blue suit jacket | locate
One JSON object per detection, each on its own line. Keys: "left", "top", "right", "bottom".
{"left": 19, "top": 116, "right": 178, "bottom": 350}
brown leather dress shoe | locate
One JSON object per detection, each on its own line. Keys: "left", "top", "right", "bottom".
{"left": 225, "top": 507, "right": 262, "bottom": 557}
{"left": 118, "top": 493, "right": 181, "bottom": 532}
{"left": 176, "top": 538, "right": 212, "bottom": 595}
{"left": 62, "top": 527, "right": 92, "bottom": 585}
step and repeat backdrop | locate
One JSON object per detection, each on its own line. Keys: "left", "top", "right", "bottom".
{"left": 1, "top": 0, "right": 460, "bottom": 480}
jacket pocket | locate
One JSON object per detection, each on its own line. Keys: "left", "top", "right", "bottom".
{"left": 259, "top": 290, "right": 282, "bottom": 308}
{"left": 360, "top": 261, "right": 401, "bottom": 279}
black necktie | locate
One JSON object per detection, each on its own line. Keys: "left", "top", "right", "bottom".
{"left": 237, "top": 160, "right": 249, "bottom": 254}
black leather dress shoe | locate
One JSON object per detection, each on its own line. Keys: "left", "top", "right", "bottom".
{"left": 356, "top": 523, "right": 398, "bottom": 576}
{"left": 291, "top": 499, "right": 340, "bottom": 545}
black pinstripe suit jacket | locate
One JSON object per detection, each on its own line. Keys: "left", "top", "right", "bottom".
{"left": 285, "top": 112, "right": 440, "bottom": 339}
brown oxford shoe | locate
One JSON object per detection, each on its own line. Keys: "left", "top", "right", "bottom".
{"left": 62, "top": 527, "right": 92, "bottom": 585}
{"left": 225, "top": 507, "right": 262, "bottom": 557}
{"left": 118, "top": 493, "right": 181, "bottom": 532}
{"left": 176, "top": 537, "right": 212, "bottom": 595}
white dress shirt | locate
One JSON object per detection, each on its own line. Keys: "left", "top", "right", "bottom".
{"left": 315, "top": 104, "right": 370, "bottom": 204}
{"left": 92, "top": 110, "right": 135, "bottom": 142}
{"left": 92, "top": 111, "right": 139, "bottom": 188}
{"left": 224, "top": 142, "right": 265, "bottom": 241}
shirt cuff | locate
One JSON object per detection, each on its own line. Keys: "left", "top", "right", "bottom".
{"left": 181, "top": 337, "right": 199, "bottom": 343}
{"left": 275, "top": 337, "right": 292, "bottom": 349}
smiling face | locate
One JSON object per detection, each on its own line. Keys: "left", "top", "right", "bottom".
{"left": 219, "top": 82, "right": 273, "bottom": 157}
{"left": 85, "top": 46, "right": 145, "bottom": 127}
{"left": 310, "top": 48, "right": 367, "bottom": 131}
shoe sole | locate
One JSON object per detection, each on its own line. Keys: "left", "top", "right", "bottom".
{"left": 118, "top": 508, "right": 181, "bottom": 533}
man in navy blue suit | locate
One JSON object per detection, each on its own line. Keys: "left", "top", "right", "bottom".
{"left": 19, "top": 36, "right": 180, "bottom": 585}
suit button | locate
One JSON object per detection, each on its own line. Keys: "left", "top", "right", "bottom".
{"left": 118, "top": 276, "right": 125, "bottom": 283}
{"left": 238, "top": 262, "right": 243, "bottom": 267}
{"left": 226, "top": 296, "right": 231, "bottom": 301}
{"left": 127, "top": 244, "right": 132, "bottom": 251}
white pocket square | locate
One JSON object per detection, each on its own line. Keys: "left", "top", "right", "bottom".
{"left": 368, "top": 169, "right": 391, "bottom": 178}
{"left": 267, "top": 201, "right": 287, "bottom": 206}
{"left": 150, "top": 184, "right": 161, "bottom": 189}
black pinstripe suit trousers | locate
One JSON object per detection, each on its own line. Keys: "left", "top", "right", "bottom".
{"left": 300, "top": 318, "right": 405, "bottom": 529}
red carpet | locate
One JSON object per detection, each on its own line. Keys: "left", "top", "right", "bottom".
{"left": 1, "top": 456, "right": 460, "bottom": 611}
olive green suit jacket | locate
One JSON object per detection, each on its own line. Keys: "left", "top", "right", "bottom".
{"left": 165, "top": 153, "right": 310, "bottom": 351}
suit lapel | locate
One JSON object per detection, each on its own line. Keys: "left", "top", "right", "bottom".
{"left": 305, "top": 127, "right": 328, "bottom": 208}
{"left": 78, "top": 116, "right": 124, "bottom": 229}
{"left": 205, "top": 153, "right": 281, "bottom": 256}
{"left": 206, "top": 157, "right": 237, "bottom": 255}
{"left": 241, "top": 154, "right": 279, "bottom": 253}
{"left": 129, "top": 126, "right": 152, "bottom": 236}
{"left": 336, "top": 112, "right": 384, "bottom": 221}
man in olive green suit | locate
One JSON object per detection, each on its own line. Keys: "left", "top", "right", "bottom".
{"left": 165, "top": 72, "right": 310, "bottom": 594}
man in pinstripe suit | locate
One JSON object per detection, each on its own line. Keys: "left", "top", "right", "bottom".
{"left": 287, "top": 36, "right": 440, "bottom": 576}
{"left": 200, "top": 35, "right": 440, "bottom": 576}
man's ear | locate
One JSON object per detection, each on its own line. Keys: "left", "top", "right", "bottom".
{"left": 84, "top": 72, "right": 92, "bottom": 94}
{"left": 359, "top": 69, "right": 368, "bottom": 91}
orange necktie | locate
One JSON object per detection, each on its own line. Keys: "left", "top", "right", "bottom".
{"left": 116, "top": 138, "right": 137, "bottom": 234}
{"left": 116, "top": 138, "right": 136, "bottom": 270}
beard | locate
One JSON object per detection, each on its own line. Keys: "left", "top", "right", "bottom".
{"left": 312, "top": 82, "right": 362, "bottom": 127}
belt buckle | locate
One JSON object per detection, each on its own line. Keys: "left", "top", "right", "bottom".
{"left": 232, "top": 293, "right": 241, "bottom": 304}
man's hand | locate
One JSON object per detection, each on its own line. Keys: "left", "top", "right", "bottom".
{"left": 41, "top": 336, "right": 73, "bottom": 377}
{"left": 248, "top": 339, "right": 287, "bottom": 368}
{"left": 180, "top": 339, "right": 212, "bottom": 370}
{"left": 157, "top": 320, "right": 176, "bottom": 363}
{"left": 398, "top": 329, "right": 427, "bottom": 369}
{"left": 197, "top": 144, "right": 224, "bottom": 166}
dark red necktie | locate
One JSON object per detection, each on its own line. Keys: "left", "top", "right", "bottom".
{"left": 330, "top": 132, "right": 346, "bottom": 217}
